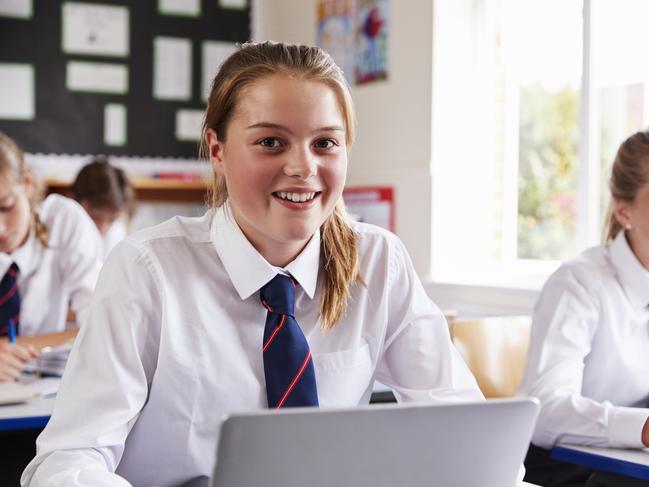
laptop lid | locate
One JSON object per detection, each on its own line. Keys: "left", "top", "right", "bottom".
{"left": 211, "top": 397, "right": 539, "bottom": 487}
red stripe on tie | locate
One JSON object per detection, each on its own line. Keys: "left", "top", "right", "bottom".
{"left": 275, "top": 350, "right": 312, "bottom": 409}
{"left": 261, "top": 299, "right": 273, "bottom": 312}
{"left": 7, "top": 269, "right": 17, "bottom": 278}
{"left": 262, "top": 314, "right": 286, "bottom": 353}
{"left": 0, "top": 281, "right": 18, "bottom": 306}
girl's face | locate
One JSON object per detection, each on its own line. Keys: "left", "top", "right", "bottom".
{"left": 0, "top": 174, "right": 32, "bottom": 254}
{"left": 207, "top": 74, "right": 348, "bottom": 266}
{"left": 615, "top": 181, "right": 649, "bottom": 268}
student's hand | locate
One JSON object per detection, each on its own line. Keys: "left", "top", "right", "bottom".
{"left": 643, "top": 417, "right": 649, "bottom": 447}
{"left": 0, "top": 342, "right": 39, "bottom": 382}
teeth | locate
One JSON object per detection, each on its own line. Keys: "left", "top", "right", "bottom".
{"left": 276, "top": 191, "right": 316, "bottom": 202}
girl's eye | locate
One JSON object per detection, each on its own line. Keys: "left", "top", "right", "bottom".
{"left": 314, "top": 138, "right": 338, "bottom": 150}
{"left": 258, "top": 137, "right": 282, "bottom": 148}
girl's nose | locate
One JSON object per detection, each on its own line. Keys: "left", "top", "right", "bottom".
{"left": 284, "top": 147, "right": 317, "bottom": 179}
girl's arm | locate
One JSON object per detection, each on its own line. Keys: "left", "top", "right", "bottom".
{"left": 53, "top": 197, "right": 103, "bottom": 329}
{"left": 374, "top": 236, "right": 483, "bottom": 403}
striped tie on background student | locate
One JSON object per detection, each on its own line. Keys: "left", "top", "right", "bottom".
{"left": 0, "top": 263, "right": 20, "bottom": 337}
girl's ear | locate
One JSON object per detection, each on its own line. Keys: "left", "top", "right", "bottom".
{"left": 205, "top": 128, "right": 226, "bottom": 175}
{"left": 613, "top": 197, "right": 633, "bottom": 229}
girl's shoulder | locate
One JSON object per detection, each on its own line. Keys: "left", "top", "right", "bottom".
{"left": 38, "top": 193, "right": 87, "bottom": 223}
{"left": 37, "top": 194, "right": 96, "bottom": 239}
{"left": 34, "top": 194, "right": 101, "bottom": 253}
{"left": 544, "top": 243, "right": 613, "bottom": 299}
{"left": 350, "top": 220, "right": 412, "bottom": 270}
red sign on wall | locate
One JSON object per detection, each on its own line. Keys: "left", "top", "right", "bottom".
{"left": 342, "top": 186, "right": 394, "bottom": 232}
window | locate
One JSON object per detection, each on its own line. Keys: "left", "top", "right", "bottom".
{"left": 431, "top": 0, "right": 649, "bottom": 289}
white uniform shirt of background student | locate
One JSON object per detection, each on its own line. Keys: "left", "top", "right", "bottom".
{"left": 0, "top": 132, "right": 102, "bottom": 382}
{"left": 520, "top": 130, "right": 649, "bottom": 453}
{"left": 22, "top": 42, "right": 483, "bottom": 487}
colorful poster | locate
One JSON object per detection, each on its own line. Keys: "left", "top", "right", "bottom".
{"left": 355, "top": 0, "right": 388, "bottom": 84}
{"left": 343, "top": 186, "right": 394, "bottom": 231}
{"left": 316, "top": 0, "right": 355, "bottom": 84}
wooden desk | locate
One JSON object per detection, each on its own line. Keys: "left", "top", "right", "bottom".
{"left": 10, "top": 329, "right": 78, "bottom": 350}
{"left": 46, "top": 178, "right": 208, "bottom": 203}
{"left": 553, "top": 444, "right": 649, "bottom": 486}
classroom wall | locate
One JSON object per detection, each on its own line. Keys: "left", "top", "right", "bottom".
{"left": 256, "top": 0, "right": 435, "bottom": 278}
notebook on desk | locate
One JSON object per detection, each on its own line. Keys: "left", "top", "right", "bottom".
{"left": 210, "top": 397, "right": 540, "bottom": 487}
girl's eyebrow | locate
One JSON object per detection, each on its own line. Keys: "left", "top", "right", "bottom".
{"left": 246, "top": 122, "right": 345, "bottom": 134}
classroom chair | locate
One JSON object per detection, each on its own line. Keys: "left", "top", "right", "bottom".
{"left": 449, "top": 316, "right": 532, "bottom": 398}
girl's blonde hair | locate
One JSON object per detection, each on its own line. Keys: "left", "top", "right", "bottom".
{"left": 0, "top": 131, "right": 48, "bottom": 247}
{"left": 200, "top": 41, "right": 360, "bottom": 330}
{"left": 604, "top": 130, "right": 649, "bottom": 241}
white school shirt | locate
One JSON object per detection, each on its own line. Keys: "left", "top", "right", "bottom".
{"left": 519, "top": 230, "right": 649, "bottom": 449}
{"left": 22, "top": 203, "right": 482, "bottom": 487}
{"left": 101, "top": 219, "right": 127, "bottom": 260}
{"left": 0, "top": 195, "right": 102, "bottom": 335}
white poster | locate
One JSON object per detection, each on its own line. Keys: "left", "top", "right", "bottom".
{"left": 175, "top": 109, "right": 204, "bottom": 141}
{"left": 104, "top": 104, "right": 127, "bottom": 146}
{"left": 153, "top": 37, "right": 192, "bottom": 101}
{"left": 218, "top": 0, "right": 246, "bottom": 9}
{"left": 158, "top": 0, "right": 200, "bottom": 17}
{"left": 0, "top": 0, "right": 32, "bottom": 18}
{"left": 62, "top": 3, "right": 129, "bottom": 57}
{"left": 202, "top": 41, "right": 237, "bottom": 101}
{"left": 0, "top": 64, "right": 34, "bottom": 120}
{"left": 66, "top": 61, "right": 129, "bottom": 94}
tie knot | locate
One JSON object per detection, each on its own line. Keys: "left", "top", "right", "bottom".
{"left": 260, "top": 274, "right": 295, "bottom": 317}
{"left": 7, "top": 263, "right": 19, "bottom": 278}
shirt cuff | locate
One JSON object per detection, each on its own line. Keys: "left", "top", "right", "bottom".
{"left": 608, "top": 407, "right": 649, "bottom": 448}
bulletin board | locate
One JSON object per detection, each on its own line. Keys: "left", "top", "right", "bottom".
{"left": 0, "top": 0, "right": 250, "bottom": 158}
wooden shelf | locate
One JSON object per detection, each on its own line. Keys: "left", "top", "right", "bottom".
{"left": 45, "top": 178, "right": 209, "bottom": 203}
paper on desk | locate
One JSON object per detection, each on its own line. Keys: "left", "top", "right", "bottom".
{"left": 23, "top": 342, "right": 73, "bottom": 377}
{"left": 19, "top": 377, "right": 61, "bottom": 397}
{"left": 0, "top": 382, "right": 36, "bottom": 405}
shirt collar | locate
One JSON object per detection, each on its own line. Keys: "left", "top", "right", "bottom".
{"left": 609, "top": 230, "right": 649, "bottom": 310}
{"left": 5, "top": 227, "right": 37, "bottom": 278}
{"left": 211, "top": 202, "right": 320, "bottom": 300}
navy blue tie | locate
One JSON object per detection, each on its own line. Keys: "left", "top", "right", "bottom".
{"left": 261, "top": 274, "right": 318, "bottom": 408}
{"left": 0, "top": 263, "right": 20, "bottom": 336}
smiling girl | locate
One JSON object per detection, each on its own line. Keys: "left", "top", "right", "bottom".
{"left": 22, "top": 42, "right": 481, "bottom": 486}
{"left": 0, "top": 132, "right": 103, "bottom": 382}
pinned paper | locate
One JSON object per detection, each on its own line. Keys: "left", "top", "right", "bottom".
{"left": 104, "top": 104, "right": 127, "bottom": 146}
{"left": 153, "top": 37, "right": 192, "bottom": 101}
{"left": 0, "top": 63, "right": 34, "bottom": 120}
{"left": 62, "top": 2, "right": 130, "bottom": 57}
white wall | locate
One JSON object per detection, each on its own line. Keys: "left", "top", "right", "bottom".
{"left": 257, "top": 0, "right": 435, "bottom": 277}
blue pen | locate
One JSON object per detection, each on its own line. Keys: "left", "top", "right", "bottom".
{"left": 8, "top": 319, "right": 16, "bottom": 344}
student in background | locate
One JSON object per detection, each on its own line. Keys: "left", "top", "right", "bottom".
{"left": 22, "top": 41, "right": 482, "bottom": 486}
{"left": 520, "top": 130, "right": 649, "bottom": 486}
{"left": 0, "top": 132, "right": 102, "bottom": 382}
{"left": 70, "top": 158, "right": 135, "bottom": 259}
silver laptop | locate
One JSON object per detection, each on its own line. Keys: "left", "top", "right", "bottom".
{"left": 210, "top": 397, "right": 539, "bottom": 487}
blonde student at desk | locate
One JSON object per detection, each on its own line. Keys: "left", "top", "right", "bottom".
{"left": 21, "top": 41, "right": 483, "bottom": 486}
{"left": 519, "top": 130, "right": 649, "bottom": 487}
{"left": 0, "top": 132, "right": 103, "bottom": 383}
{"left": 70, "top": 158, "right": 135, "bottom": 260}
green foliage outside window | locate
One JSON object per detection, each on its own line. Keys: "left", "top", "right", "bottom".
{"left": 517, "top": 85, "right": 579, "bottom": 260}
